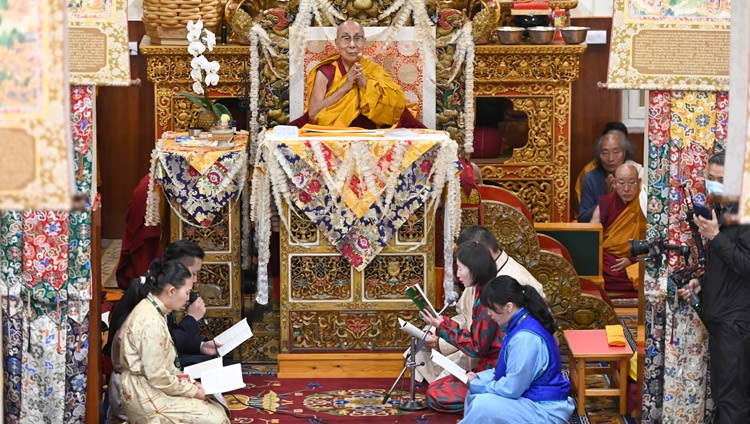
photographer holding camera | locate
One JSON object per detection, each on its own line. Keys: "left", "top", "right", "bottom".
{"left": 677, "top": 153, "right": 750, "bottom": 424}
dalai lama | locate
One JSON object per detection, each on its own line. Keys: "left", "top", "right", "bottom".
{"left": 290, "top": 19, "right": 424, "bottom": 129}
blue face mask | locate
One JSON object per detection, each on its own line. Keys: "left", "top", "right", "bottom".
{"left": 706, "top": 180, "right": 723, "bottom": 196}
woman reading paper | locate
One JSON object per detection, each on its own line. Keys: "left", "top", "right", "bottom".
{"left": 459, "top": 276, "right": 574, "bottom": 423}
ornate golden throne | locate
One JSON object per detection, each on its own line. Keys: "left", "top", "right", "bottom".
{"left": 477, "top": 184, "right": 621, "bottom": 338}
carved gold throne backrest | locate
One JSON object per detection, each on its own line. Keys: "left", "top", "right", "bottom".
{"left": 480, "top": 196, "right": 620, "bottom": 331}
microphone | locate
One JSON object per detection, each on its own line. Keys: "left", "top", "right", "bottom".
{"left": 415, "top": 291, "right": 461, "bottom": 351}
{"left": 441, "top": 291, "right": 460, "bottom": 312}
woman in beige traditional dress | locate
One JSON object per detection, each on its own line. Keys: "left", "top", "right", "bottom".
{"left": 118, "top": 259, "right": 230, "bottom": 423}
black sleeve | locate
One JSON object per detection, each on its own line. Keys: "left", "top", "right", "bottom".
{"left": 168, "top": 314, "right": 205, "bottom": 355}
{"left": 711, "top": 226, "right": 750, "bottom": 278}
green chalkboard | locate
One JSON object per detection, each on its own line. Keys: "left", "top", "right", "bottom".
{"left": 537, "top": 230, "right": 601, "bottom": 277}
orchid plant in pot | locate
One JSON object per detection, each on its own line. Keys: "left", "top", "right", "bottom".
{"left": 178, "top": 19, "right": 232, "bottom": 129}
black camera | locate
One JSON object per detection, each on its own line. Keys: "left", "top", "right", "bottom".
{"left": 629, "top": 237, "right": 690, "bottom": 266}
{"left": 188, "top": 291, "right": 199, "bottom": 305}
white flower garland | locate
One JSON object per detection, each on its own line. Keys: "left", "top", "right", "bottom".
{"left": 241, "top": 178, "right": 251, "bottom": 270}
{"left": 289, "top": 0, "right": 345, "bottom": 77}
{"left": 249, "top": 26, "right": 261, "bottom": 157}
{"left": 250, "top": 132, "right": 273, "bottom": 304}
{"left": 443, "top": 22, "right": 475, "bottom": 155}
{"left": 380, "top": 140, "right": 409, "bottom": 212}
{"left": 145, "top": 138, "right": 164, "bottom": 226}
{"left": 464, "top": 36, "right": 475, "bottom": 155}
{"left": 378, "top": 0, "right": 436, "bottom": 73}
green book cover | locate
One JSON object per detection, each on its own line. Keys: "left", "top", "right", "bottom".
{"left": 405, "top": 285, "right": 438, "bottom": 317}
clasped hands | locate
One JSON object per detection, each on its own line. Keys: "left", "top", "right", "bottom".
{"left": 344, "top": 63, "right": 367, "bottom": 90}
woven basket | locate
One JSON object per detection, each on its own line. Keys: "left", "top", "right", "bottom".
{"left": 143, "top": 0, "right": 221, "bottom": 43}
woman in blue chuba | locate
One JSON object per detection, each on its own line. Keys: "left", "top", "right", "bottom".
{"left": 460, "top": 275, "right": 574, "bottom": 423}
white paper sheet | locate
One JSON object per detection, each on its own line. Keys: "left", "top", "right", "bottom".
{"left": 398, "top": 317, "right": 427, "bottom": 339}
{"left": 200, "top": 363, "right": 245, "bottom": 395}
{"left": 183, "top": 357, "right": 223, "bottom": 380}
{"left": 430, "top": 349, "right": 468, "bottom": 384}
{"left": 214, "top": 319, "right": 253, "bottom": 357}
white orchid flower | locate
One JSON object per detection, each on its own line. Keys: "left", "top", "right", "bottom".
{"left": 186, "top": 19, "right": 203, "bottom": 33}
{"left": 203, "top": 30, "right": 216, "bottom": 50}
{"left": 187, "top": 30, "right": 202, "bottom": 43}
{"left": 192, "top": 81, "right": 204, "bottom": 95}
{"left": 188, "top": 41, "right": 206, "bottom": 56}
{"left": 204, "top": 60, "right": 220, "bottom": 74}
{"left": 190, "top": 68, "right": 203, "bottom": 82}
{"left": 191, "top": 55, "right": 209, "bottom": 70}
{"left": 205, "top": 71, "right": 219, "bottom": 86}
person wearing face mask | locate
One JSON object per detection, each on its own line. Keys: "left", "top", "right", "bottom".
{"left": 289, "top": 20, "right": 424, "bottom": 129}
{"left": 116, "top": 259, "right": 230, "bottom": 423}
{"left": 459, "top": 276, "right": 573, "bottom": 423}
{"left": 678, "top": 153, "right": 750, "bottom": 424}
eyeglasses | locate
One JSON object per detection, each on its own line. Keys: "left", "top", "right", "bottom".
{"left": 616, "top": 181, "right": 639, "bottom": 188}
{"left": 339, "top": 35, "right": 364, "bottom": 45}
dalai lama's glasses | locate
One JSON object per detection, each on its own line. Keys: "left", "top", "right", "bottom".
{"left": 339, "top": 35, "right": 365, "bottom": 45}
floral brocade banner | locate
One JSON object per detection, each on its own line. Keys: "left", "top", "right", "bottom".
{"left": 607, "top": 0, "right": 730, "bottom": 91}
{"left": 0, "top": 0, "right": 74, "bottom": 210}
{"left": 642, "top": 90, "right": 727, "bottom": 423}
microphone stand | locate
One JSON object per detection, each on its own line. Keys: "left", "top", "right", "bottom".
{"left": 382, "top": 300, "right": 456, "bottom": 411}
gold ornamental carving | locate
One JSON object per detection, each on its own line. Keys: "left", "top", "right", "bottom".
{"left": 479, "top": 199, "right": 618, "bottom": 333}
{"left": 278, "top": 200, "right": 436, "bottom": 353}
{"left": 474, "top": 45, "right": 585, "bottom": 82}
{"left": 289, "top": 255, "right": 352, "bottom": 300}
{"left": 288, "top": 310, "right": 421, "bottom": 351}
{"left": 363, "top": 255, "right": 426, "bottom": 300}
{"left": 289, "top": 211, "right": 319, "bottom": 244}
{"left": 493, "top": 180, "right": 553, "bottom": 223}
{"left": 397, "top": 206, "right": 425, "bottom": 243}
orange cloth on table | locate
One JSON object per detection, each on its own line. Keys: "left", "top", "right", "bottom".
{"left": 605, "top": 324, "right": 626, "bottom": 346}
{"left": 305, "top": 55, "right": 406, "bottom": 128}
{"left": 160, "top": 132, "right": 249, "bottom": 174}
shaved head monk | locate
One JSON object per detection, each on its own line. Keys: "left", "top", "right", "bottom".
{"left": 591, "top": 164, "right": 646, "bottom": 293}
{"left": 290, "top": 20, "right": 424, "bottom": 129}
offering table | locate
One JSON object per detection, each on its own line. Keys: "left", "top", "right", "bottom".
{"left": 251, "top": 128, "right": 462, "bottom": 377}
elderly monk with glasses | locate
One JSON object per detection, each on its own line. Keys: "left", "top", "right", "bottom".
{"left": 590, "top": 163, "right": 646, "bottom": 294}
{"left": 290, "top": 19, "right": 424, "bottom": 129}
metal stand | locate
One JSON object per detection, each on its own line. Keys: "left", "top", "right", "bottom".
{"left": 382, "top": 335, "right": 427, "bottom": 411}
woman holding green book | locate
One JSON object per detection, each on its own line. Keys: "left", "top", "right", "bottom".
{"left": 420, "top": 241, "right": 502, "bottom": 413}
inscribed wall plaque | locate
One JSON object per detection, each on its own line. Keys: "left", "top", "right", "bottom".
{"left": 607, "top": 0, "right": 730, "bottom": 90}
{"left": 68, "top": 0, "right": 131, "bottom": 85}
{"left": 0, "top": 0, "right": 74, "bottom": 210}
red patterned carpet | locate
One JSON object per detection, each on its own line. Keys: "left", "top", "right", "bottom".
{"left": 227, "top": 369, "right": 460, "bottom": 423}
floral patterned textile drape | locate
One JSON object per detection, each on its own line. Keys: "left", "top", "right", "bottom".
{"left": 642, "top": 90, "right": 728, "bottom": 423}
{"left": 0, "top": 86, "right": 94, "bottom": 423}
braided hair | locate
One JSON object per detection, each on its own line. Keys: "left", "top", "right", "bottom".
{"left": 480, "top": 275, "right": 557, "bottom": 335}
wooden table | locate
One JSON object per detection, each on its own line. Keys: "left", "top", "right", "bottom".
{"left": 563, "top": 329, "right": 633, "bottom": 415}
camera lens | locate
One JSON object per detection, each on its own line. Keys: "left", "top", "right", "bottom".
{"left": 629, "top": 239, "right": 651, "bottom": 256}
